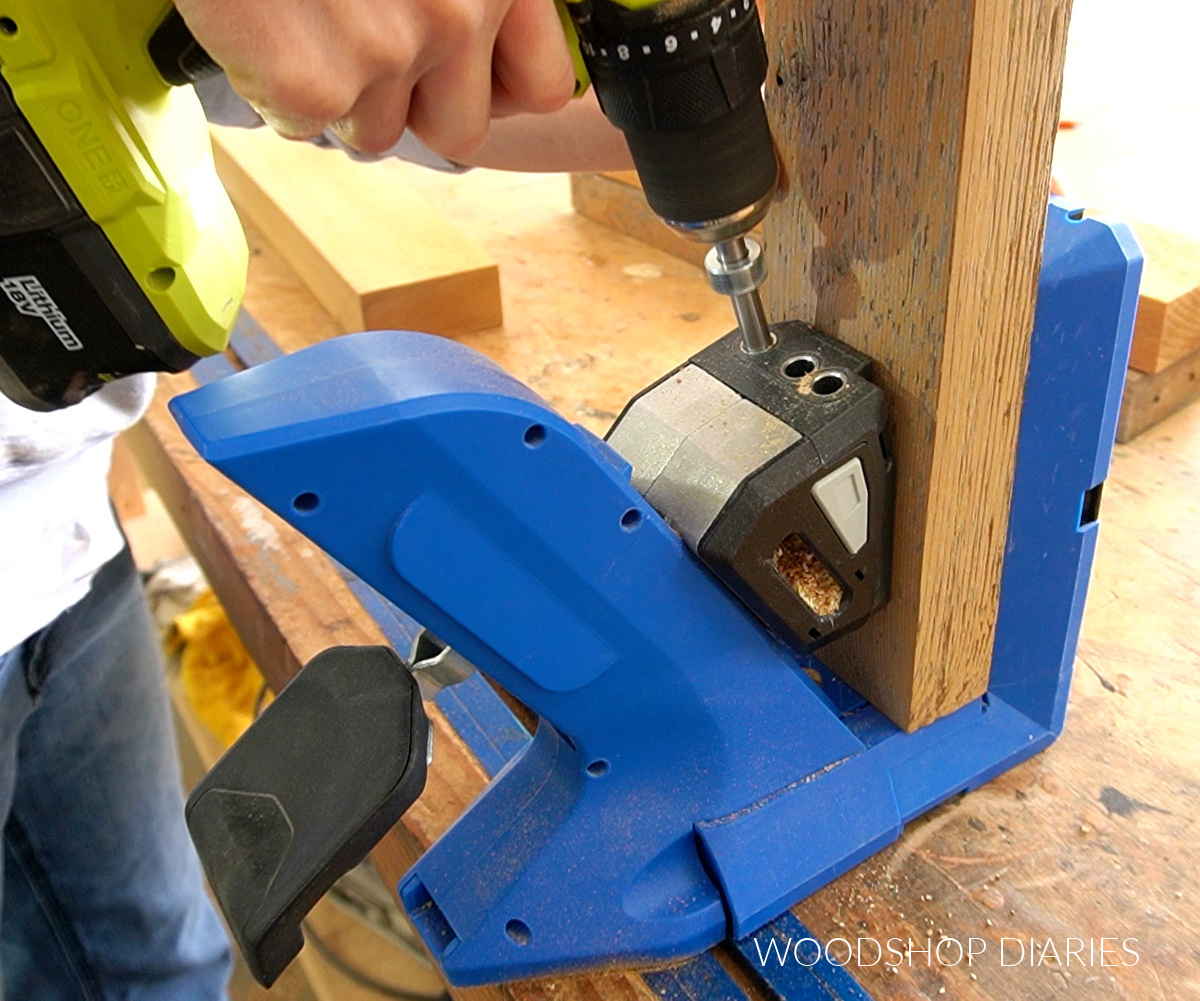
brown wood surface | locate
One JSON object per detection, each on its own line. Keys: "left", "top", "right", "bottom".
{"left": 1117, "top": 342, "right": 1200, "bottom": 443}
{"left": 1127, "top": 223, "right": 1200, "bottom": 374}
{"left": 797, "top": 398, "right": 1200, "bottom": 1000}
{"left": 210, "top": 126, "right": 502, "bottom": 338}
{"left": 107, "top": 435, "right": 145, "bottom": 521}
{"left": 572, "top": 182, "right": 1200, "bottom": 446}
{"left": 131, "top": 167, "right": 1200, "bottom": 999}
{"left": 571, "top": 172, "right": 708, "bottom": 268}
{"left": 762, "top": 1, "right": 1072, "bottom": 730}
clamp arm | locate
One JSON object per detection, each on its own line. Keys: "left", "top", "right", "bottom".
{"left": 171, "top": 329, "right": 866, "bottom": 984}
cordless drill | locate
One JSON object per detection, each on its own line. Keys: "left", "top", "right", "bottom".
{"left": 0, "top": 0, "right": 777, "bottom": 414}
{"left": 3, "top": 0, "right": 889, "bottom": 644}
{"left": 562, "top": 0, "right": 778, "bottom": 352}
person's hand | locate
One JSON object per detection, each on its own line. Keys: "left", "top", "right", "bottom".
{"left": 176, "top": 0, "right": 576, "bottom": 158}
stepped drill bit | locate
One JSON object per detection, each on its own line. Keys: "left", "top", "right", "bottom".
{"left": 705, "top": 235, "right": 772, "bottom": 354}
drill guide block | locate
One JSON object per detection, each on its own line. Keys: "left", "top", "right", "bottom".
{"left": 607, "top": 321, "right": 894, "bottom": 654}
{"left": 171, "top": 201, "right": 1140, "bottom": 985}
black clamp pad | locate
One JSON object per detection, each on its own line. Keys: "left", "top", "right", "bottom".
{"left": 186, "top": 645, "right": 429, "bottom": 987}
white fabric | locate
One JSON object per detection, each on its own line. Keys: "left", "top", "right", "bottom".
{"left": 0, "top": 375, "right": 154, "bottom": 653}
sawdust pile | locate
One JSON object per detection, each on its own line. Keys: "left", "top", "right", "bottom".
{"left": 773, "top": 534, "right": 844, "bottom": 618}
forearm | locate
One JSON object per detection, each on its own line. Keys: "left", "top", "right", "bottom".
{"left": 462, "top": 91, "right": 633, "bottom": 172}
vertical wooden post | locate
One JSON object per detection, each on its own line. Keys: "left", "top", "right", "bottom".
{"left": 763, "top": 0, "right": 1073, "bottom": 729}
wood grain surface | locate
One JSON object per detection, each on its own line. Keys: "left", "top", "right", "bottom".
{"left": 210, "top": 126, "right": 502, "bottom": 338}
{"left": 569, "top": 177, "right": 1200, "bottom": 450}
{"left": 571, "top": 172, "right": 709, "bottom": 268}
{"left": 1117, "top": 344, "right": 1200, "bottom": 444}
{"left": 794, "top": 400, "right": 1200, "bottom": 1000}
{"left": 1127, "top": 223, "right": 1200, "bottom": 374}
{"left": 762, "top": 0, "right": 1072, "bottom": 730}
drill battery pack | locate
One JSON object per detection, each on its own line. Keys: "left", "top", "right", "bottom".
{"left": 0, "top": 0, "right": 245, "bottom": 410}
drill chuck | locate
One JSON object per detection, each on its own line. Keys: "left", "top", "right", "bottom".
{"left": 568, "top": 0, "right": 778, "bottom": 240}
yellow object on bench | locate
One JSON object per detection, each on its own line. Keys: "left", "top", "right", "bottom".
{"left": 172, "top": 590, "right": 272, "bottom": 748}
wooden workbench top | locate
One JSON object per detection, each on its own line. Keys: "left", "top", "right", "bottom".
{"left": 131, "top": 166, "right": 1200, "bottom": 1001}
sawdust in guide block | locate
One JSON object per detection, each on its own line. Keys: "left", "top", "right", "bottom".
{"left": 774, "top": 534, "right": 844, "bottom": 618}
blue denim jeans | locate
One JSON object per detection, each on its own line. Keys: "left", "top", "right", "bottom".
{"left": 0, "top": 546, "right": 232, "bottom": 1000}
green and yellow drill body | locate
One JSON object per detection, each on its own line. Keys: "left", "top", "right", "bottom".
{"left": 0, "top": 0, "right": 244, "bottom": 409}
{"left": 0, "top": 0, "right": 774, "bottom": 410}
